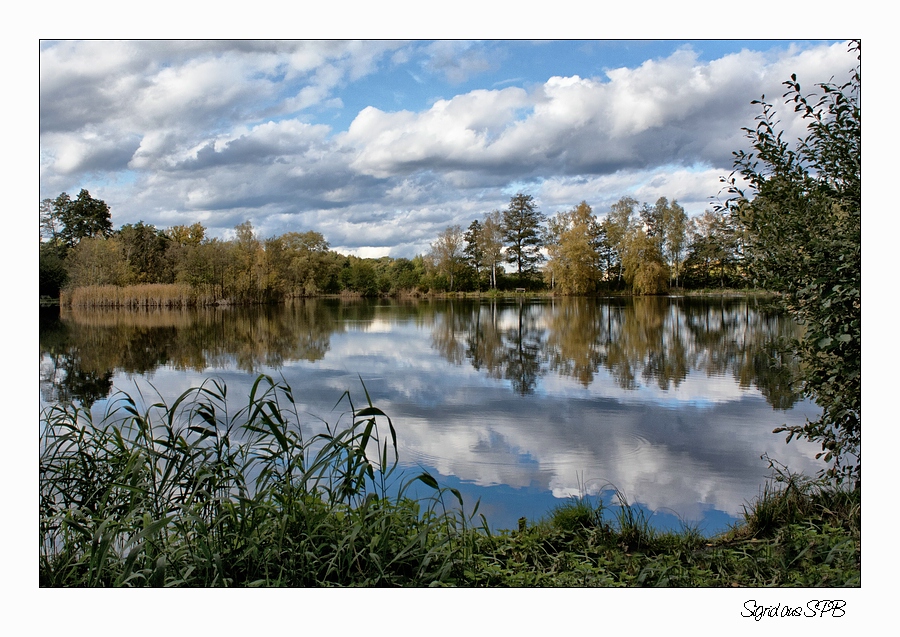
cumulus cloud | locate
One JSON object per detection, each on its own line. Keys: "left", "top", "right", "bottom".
{"left": 343, "top": 86, "right": 531, "bottom": 178}
{"left": 41, "top": 40, "right": 403, "bottom": 174}
{"left": 341, "top": 48, "right": 807, "bottom": 191}
{"left": 40, "top": 40, "right": 855, "bottom": 256}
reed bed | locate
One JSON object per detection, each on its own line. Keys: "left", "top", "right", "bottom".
{"left": 61, "top": 284, "right": 218, "bottom": 308}
{"left": 40, "top": 375, "right": 474, "bottom": 587}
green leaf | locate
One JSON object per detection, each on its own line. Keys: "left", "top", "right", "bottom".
{"left": 355, "top": 407, "right": 387, "bottom": 418}
{"left": 415, "top": 472, "right": 439, "bottom": 490}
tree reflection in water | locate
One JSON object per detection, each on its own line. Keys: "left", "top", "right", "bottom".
{"left": 40, "top": 296, "right": 801, "bottom": 410}
{"left": 429, "top": 296, "right": 801, "bottom": 407}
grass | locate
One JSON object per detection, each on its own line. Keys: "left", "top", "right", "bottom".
{"left": 56, "top": 284, "right": 780, "bottom": 308}
{"left": 467, "top": 479, "right": 859, "bottom": 587}
{"left": 40, "top": 375, "right": 860, "bottom": 587}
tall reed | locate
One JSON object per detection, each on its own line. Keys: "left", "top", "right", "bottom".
{"left": 40, "top": 375, "right": 472, "bottom": 586}
{"left": 61, "top": 284, "right": 206, "bottom": 308}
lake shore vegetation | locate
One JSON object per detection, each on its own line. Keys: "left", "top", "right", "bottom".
{"left": 42, "top": 185, "right": 752, "bottom": 306}
{"left": 40, "top": 375, "right": 859, "bottom": 587}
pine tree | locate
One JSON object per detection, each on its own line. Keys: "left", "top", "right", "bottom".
{"left": 501, "top": 193, "right": 545, "bottom": 283}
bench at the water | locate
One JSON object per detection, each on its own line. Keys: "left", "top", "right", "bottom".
{"left": 515, "top": 288, "right": 526, "bottom": 293}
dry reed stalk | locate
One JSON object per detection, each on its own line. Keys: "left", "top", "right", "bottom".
{"left": 63, "top": 284, "right": 202, "bottom": 308}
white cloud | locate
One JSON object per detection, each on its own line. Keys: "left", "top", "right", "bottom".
{"left": 343, "top": 85, "right": 533, "bottom": 177}
{"left": 39, "top": 40, "right": 856, "bottom": 256}
{"left": 341, "top": 43, "right": 851, "bottom": 192}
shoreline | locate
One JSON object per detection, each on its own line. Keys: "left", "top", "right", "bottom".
{"left": 49, "top": 283, "right": 779, "bottom": 308}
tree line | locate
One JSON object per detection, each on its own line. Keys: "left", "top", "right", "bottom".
{"left": 39, "top": 186, "right": 753, "bottom": 303}
{"left": 40, "top": 194, "right": 426, "bottom": 302}
{"left": 429, "top": 192, "right": 746, "bottom": 294}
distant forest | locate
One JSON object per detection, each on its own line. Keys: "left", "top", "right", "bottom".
{"left": 40, "top": 189, "right": 750, "bottom": 305}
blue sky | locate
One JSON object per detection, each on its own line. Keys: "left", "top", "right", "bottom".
{"left": 40, "top": 39, "right": 854, "bottom": 258}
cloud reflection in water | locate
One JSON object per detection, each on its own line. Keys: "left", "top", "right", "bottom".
{"left": 40, "top": 297, "right": 823, "bottom": 534}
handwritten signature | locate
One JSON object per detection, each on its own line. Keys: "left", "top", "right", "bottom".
{"left": 742, "top": 600, "right": 847, "bottom": 620}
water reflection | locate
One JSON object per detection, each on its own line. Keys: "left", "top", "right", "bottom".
{"left": 39, "top": 297, "right": 819, "bottom": 533}
{"left": 433, "top": 301, "right": 546, "bottom": 395}
{"left": 427, "top": 296, "right": 800, "bottom": 407}
{"left": 40, "top": 301, "right": 337, "bottom": 405}
{"left": 41, "top": 297, "right": 801, "bottom": 409}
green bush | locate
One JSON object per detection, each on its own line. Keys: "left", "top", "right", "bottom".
{"left": 722, "top": 41, "right": 861, "bottom": 484}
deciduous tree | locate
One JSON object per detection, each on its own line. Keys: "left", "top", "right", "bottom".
{"left": 602, "top": 196, "right": 637, "bottom": 284}
{"left": 65, "top": 236, "right": 129, "bottom": 288}
{"left": 165, "top": 223, "right": 206, "bottom": 246}
{"left": 656, "top": 197, "right": 688, "bottom": 288}
{"left": 271, "top": 231, "right": 332, "bottom": 296}
{"left": 721, "top": 41, "right": 861, "bottom": 484}
{"left": 621, "top": 226, "right": 669, "bottom": 295}
{"left": 430, "top": 225, "right": 465, "bottom": 291}
{"left": 684, "top": 209, "right": 741, "bottom": 289}
{"left": 480, "top": 210, "right": 505, "bottom": 289}
{"left": 544, "top": 201, "right": 601, "bottom": 295}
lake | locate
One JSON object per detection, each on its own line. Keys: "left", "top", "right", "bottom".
{"left": 39, "top": 295, "right": 823, "bottom": 535}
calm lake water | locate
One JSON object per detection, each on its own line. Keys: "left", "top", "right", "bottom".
{"left": 39, "top": 295, "right": 823, "bottom": 535}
